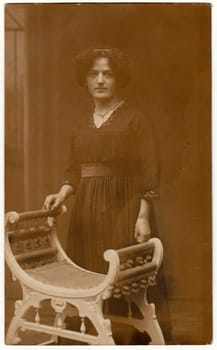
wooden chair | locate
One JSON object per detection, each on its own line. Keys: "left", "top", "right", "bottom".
{"left": 5, "top": 206, "right": 165, "bottom": 345}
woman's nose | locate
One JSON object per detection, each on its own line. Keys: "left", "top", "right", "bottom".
{"left": 96, "top": 73, "right": 104, "bottom": 84}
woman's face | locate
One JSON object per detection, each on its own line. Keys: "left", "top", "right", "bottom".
{"left": 86, "top": 57, "right": 118, "bottom": 101}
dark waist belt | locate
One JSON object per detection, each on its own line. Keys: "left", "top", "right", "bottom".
{"left": 81, "top": 163, "right": 143, "bottom": 177}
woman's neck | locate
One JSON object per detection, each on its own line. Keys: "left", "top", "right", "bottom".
{"left": 94, "top": 97, "right": 123, "bottom": 115}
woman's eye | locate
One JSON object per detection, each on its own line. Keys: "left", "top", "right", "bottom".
{"left": 88, "top": 71, "right": 97, "bottom": 77}
{"left": 104, "top": 72, "right": 113, "bottom": 77}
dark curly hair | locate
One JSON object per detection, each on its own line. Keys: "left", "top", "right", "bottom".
{"left": 75, "top": 48, "right": 130, "bottom": 87}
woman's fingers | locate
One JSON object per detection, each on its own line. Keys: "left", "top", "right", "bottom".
{"left": 134, "top": 225, "right": 151, "bottom": 243}
{"left": 43, "top": 195, "right": 57, "bottom": 211}
{"left": 43, "top": 193, "right": 64, "bottom": 212}
{"left": 138, "top": 228, "right": 151, "bottom": 242}
{"left": 43, "top": 197, "right": 49, "bottom": 210}
{"left": 134, "top": 226, "right": 141, "bottom": 243}
{"left": 51, "top": 197, "right": 62, "bottom": 211}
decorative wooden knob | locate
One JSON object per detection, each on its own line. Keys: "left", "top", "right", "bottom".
{"left": 122, "top": 285, "right": 131, "bottom": 296}
{"left": 140, "top": 278, "right": 148, "bottom": 289}
{"left": 124, "top": 259, "right": 134, "bottom": 269}
{"left": 148, "top": 274, "right": 156, "bottom": 286}
{"left": 132, "top": 282, "right": 139, "bottom": 287}
{"left": 136, "top": 256, "right": 144, "bottom": 265}
{"left": 131, "top": 282, "right": 140, "bottom": 293}
{"left": 112, "top": 287, "right": 122, "bottom": 299}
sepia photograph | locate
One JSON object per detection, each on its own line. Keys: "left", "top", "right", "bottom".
{"left": 4, "top": 2, "right": 212, "bottom": 345}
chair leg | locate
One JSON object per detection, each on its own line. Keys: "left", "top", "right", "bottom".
{"left": 74, "top": 299, "right": 116, "bottom": 345}
{"left": 130, "top": 292, "right": 165, "bottom": 345}
{"left": 6, "top": 297, "right": 35, "bottom": 345}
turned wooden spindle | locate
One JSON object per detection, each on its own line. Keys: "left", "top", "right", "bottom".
{"left": 80, "top": 317, "right": 86, "bottom": 334}
{"left": 56, "top": 313, "right": 63, "bottom": 328}
{"left": 35, "top": 308, "right": 40, "bottom": 324}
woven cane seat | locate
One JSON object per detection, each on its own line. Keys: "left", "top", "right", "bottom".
{"left": 26, "top": 261, "right": 105, "bottom": 289}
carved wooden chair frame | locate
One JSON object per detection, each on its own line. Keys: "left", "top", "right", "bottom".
{"left": 5, "top": 207, "right": 165, "bottom": 345}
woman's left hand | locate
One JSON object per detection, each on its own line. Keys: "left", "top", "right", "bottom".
{"left": 134, "top": 217, "right": 151, "bottom": 243}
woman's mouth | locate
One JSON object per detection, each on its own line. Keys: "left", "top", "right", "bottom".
{"left": 95, "top": 88, "right": 107, "bottom": 91}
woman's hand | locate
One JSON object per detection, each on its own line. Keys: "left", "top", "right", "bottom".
{"left": 43, "top": 193, "right": 65, "bottom": 211}
{"left": 134, "top": 198, "right": 151, "bottom": 243}
{"left": 43, "top": 184, "right": 74, "bottom": 211}
{"left": 134, "top": 217, "right": 151, "bottom": 243}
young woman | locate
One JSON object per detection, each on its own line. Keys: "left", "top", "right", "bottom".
{"left": 43, "top": 47, "right": 171, "bottom": 341}
{"left": 43, "top": 47, "right": 159, "bottom": 273}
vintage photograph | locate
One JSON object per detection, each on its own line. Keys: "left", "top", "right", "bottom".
{"left": 5, "top": 3, "right": 212, "bottom": 345}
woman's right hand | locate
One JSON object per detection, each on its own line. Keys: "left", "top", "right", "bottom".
{"left": 43, "top": 193, "right": 65, "bottom": 212}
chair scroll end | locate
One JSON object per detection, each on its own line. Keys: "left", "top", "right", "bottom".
{"left": 5, "top": 211, "right": 19, "bottom": 225}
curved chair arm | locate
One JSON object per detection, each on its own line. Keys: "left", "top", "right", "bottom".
{"left": 104, "top": 238, "right": 163, "bottom": 287}
{"left": 5, "top": 205, "right": 67, "bottom": 225}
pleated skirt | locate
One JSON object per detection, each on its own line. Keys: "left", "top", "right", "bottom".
{"left": 66, "top": 176, "right": 148, "bottom": 273}
{"left": 66, "top": 175, "right": 172, "bottom": 340}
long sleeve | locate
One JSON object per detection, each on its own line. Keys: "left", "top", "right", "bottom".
{"left": 133, "top": 111, "right": 160, "bottom": 200}
{"left": 63, "top": 135, "right": 81, "bottom": 191}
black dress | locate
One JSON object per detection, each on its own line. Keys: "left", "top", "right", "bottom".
{"left": 63, "top": 102, "right": 171, "bottom": 341}
{"left": 64, "top": 102, "right": 159, "bottom": 273}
